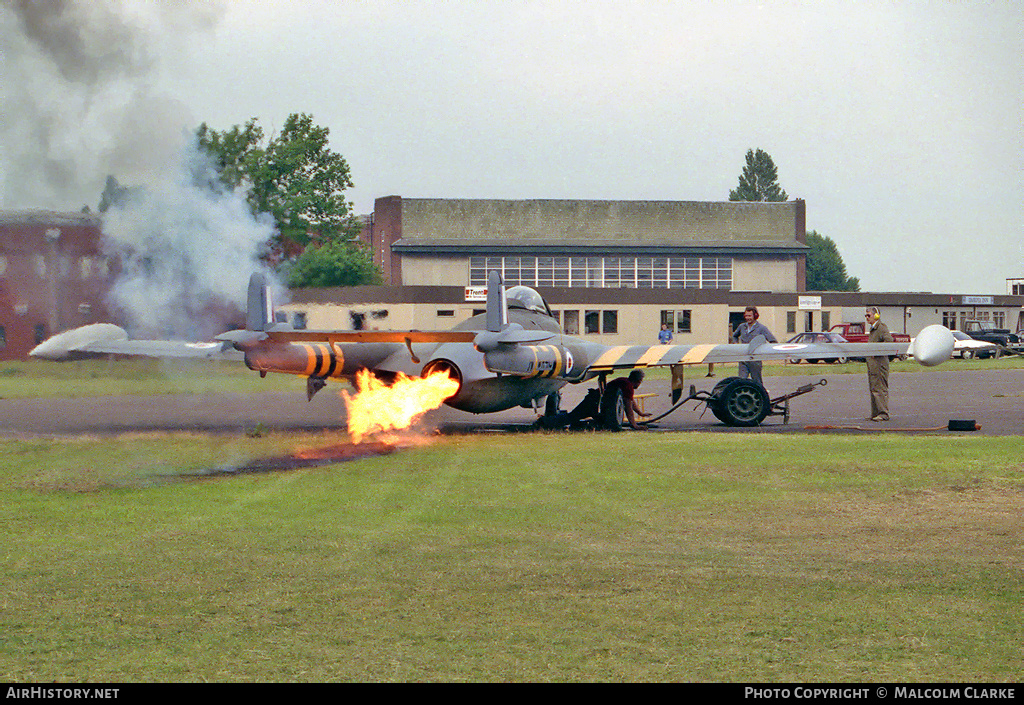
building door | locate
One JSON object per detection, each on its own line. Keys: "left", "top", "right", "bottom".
{"left": 728, "top": 311, "right": 746, "bottom": 343}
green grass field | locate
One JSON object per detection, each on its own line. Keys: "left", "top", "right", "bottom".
{"left": 2, "top": 431, "right": 1021, "bottom": 682}
{"left": 3, "top": 355, "right": 1023, "bottom": 400}
{"left": 0, "top": 358, "right": 300, "bottom": 399}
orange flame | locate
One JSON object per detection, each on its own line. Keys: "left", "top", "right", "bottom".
{"left": 341, "top": 369, "right": 459, "bottom": 444}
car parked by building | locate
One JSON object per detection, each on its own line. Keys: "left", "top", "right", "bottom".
{"left": 950, "top": 330, "right": 998, "bottom": 359}
{"left": 784, "top": 331, "right": 850, "bottom": 364}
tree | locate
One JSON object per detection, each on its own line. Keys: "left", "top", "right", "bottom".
{"left": 728, "top": 148, "right": 789, "bottom": 202}
{"left": 285, "top": 238, "right": 382, "bottom": 288}
{"left": 196, "top": 113, "right": 380, "bottom": 286}
{"left": 197, "top": 113, "right": 361, "bottom": 250}
{"left": 805, "top": 231, "right": 860, "bottom": 291}
{"left": 195, "top": 118, "right": 264, "bottom": 193}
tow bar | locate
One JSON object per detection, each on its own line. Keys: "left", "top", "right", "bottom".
{"left": 766, "top": 378, "right": 827, "bottom": 424}
{"left": 643, "top": 377, "right": 828, "bottom": 427}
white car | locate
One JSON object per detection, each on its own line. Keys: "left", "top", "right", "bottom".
{"left": 950, "top": 330, "right": 997, "bottom": 359}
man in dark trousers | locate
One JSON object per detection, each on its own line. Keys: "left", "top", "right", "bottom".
{"left": 602, "top": 370, "right": 651, "bottom": 430}
{"left": 731, "top": 306, "right": 777, "bottom": 387}
{"left": 866, "top": 306, "right": 893, "bottom": 421}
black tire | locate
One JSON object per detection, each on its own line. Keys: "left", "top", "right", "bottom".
{"left": 710, "top": 378, "right": 770, "bottom": 427}
{"left": 599, "top": 386, "right": 626, "bottom": 431}
{"left": 962, "top": 350, "right": 975, "bottom": 360}
{"left": 708, "top": 377, "right": 738, "bottom": 424}
{"left": 808, "top": 359, "right": 820, "bottom": 365}
{"left": 544, "top": 391, "right": 562, "bottom": 416}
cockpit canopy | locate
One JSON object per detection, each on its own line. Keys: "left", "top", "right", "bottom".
{"left": 505, "top": 285, "right": 549, "bottom": 315}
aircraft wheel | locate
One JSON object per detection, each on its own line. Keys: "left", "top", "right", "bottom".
{"left": 707, "top": 377, "right": 740, "bottom": 425}
{"left": 544, "top": 391, "right": 562, "bottom": 416}
{"left": 599, "top": 386, "right": 626, "bottom": 431}
{"left": 711, "top": 378, "right": 770, "bottom": 427}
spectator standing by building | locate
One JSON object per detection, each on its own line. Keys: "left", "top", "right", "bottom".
{"left": 658, "top": 323, "right": 673, "bottom": 345}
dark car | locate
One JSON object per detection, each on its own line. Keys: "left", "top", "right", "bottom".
{"left": 784, "top": 331, "right": 850, "bottom": 364}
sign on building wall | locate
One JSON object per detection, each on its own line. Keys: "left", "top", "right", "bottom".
{"left": 465, "top": 286, "right": 487, "bottom": 302}
{"left": 962, "top": 295, "right": 994, "bottom": 305}
{"left": 798, "top": 296, "right": 822, "bottom": 311}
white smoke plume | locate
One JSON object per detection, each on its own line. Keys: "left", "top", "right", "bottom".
{"left": 101, "top": 144, "right": 278, "bottom": 339}
{"left": 1, "top": 0, "right": 285, "bottom": 337}
{"left": 0, "top": 0, "right": 220, "bottom": 208}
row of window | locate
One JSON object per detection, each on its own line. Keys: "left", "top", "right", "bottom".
{"left": 942, "top": 311, "right": 1005, "bottom": 330}
{"left": 0, "top": 255, "right": 110, "bottom": 280}
{"left": 469, "top": 256, "right": 732, "bottom": 289}
{"left": 435, "top": 307, "right": 831, "bottom": 337}
{"left": 786, "top": 311, "right": 830, "bottom": 334}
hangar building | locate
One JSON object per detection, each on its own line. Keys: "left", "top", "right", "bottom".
{"left": 289, "top": 195, "right": 1024, "bottom": 347}
{"left": 367, "top": 196, "right": 809, "bottom": 292}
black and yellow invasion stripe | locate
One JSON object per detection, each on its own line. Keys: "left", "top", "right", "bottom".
{"left": 296, "top": 342, "right": 346, "bottom": 378}
{"left": 245, "top": 341, "right": 350, "bottom": 378}
{"left": 522, "top": 344, "right": 572, "bottom": 379}
{"left": 587, "top": 344, "right": 718, "bottom": 373}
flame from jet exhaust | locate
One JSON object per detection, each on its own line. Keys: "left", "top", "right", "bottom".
{"left": 342, "top": 369, "right": 459, "bottom": 444}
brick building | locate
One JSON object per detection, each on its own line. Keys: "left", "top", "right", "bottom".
{"left": 0, "top": 210, "right": 114, "bottom": 360}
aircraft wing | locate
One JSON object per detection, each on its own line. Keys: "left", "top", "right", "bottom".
{"left": 30, "top": 323, "right": 243, "bottom": 361}
{"left": 264, "top": 329, "right": 476, "bottom": 344}
{"left": 584, "top": 339, "right": 908, "bottom": 372}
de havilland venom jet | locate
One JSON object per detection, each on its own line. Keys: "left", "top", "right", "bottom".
{"left": 31, "top": 271, "right": 956, "bottom": 428}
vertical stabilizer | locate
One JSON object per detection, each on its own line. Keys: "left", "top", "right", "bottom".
{"left": 486, "top": 270, "right": 508, "bottom": 332}
{"left": 247, "top": 273, "right": 273, "bottom": 331}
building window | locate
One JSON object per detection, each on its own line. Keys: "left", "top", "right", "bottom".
{"left": 0, "top": 326, "right": 5, "bottom": 349}
{"left": 436, "top": 310, "right": 455, "bottom": 318}
{"left": 292, "top": 312, "right": 308, "bottom": 329}
{"left": 469, "top": 255, "right": 732, "bottom": 290}
{"left": 584, "top": 310, "right": 601, "bottom": 334}
{"left": 821, "top": 311, "right": 830, "bottom": 331}
{"left": 0, "top": 256, "right": 7, "bottom": 277}
{"left": 661, "top": 309, "right": 691, "bottom": 334}
{"left": 34, "top": 324, "right": 46, "bottom": 345}
{"left": 602, "top": 310, "right": 618, "bottom": 334}
{"left": 786, "top": 311, "right": 797, "bottom": 334}
{"left": 941, "top": 311, "right": 957, "bottom": 329}
{"left": 562, "top": 310, "right": 579, "bottom": 335}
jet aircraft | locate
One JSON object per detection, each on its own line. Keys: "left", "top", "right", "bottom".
{"left": 31, "top": 271, "right": 956, "bottom": 427}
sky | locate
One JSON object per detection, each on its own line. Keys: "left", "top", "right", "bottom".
{"left": 2, "top": 0, "right": 1021, "bottom": 295}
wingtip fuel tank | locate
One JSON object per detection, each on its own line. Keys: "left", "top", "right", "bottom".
{"left": 908, "top": 325, "right": 956, "bottom": 366}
